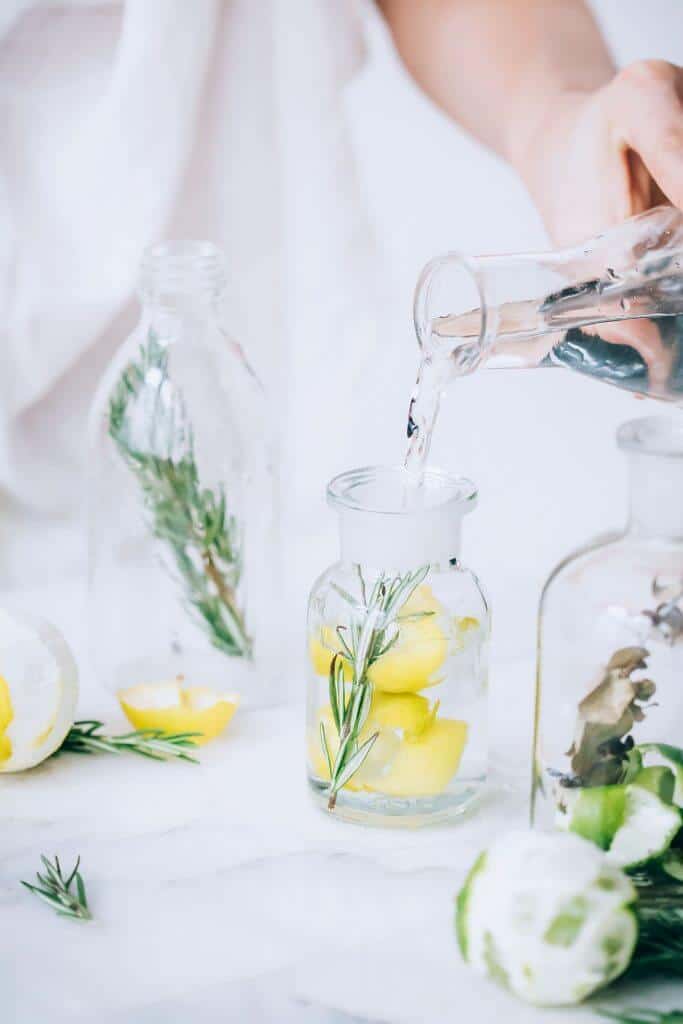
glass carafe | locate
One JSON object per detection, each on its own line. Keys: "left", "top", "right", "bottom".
{"left": 532, "top": 417, "right": 683, "bottom": 865}
{"left": 305, "top": 466, "right": 490, "bottom": 827}
{"left": 415, "top": 205, "right": 683, "bottom": 402}
{"left": 88, "top": 241, "right": 281, "bottom": 712}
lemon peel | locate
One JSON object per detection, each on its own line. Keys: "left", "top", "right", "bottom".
{"left": 118, "top": 677, "right": 239, "bottom": 744}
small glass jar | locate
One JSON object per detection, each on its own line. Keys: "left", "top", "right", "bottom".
{"left": 88, "top": 241, "right": 281, "bottom": 708}
{"left": 306, "top": 466, "right": 490, "bottom": 827}
{"left": 532, "top": 417, "right": 683, "bottom": 831}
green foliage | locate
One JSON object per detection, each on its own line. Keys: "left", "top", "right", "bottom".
{"left": 57, "top": 720, "right": 199, "bottom": 763}
{"left": 21, "top": 855, "right": 91, "bottom": 921}
{"left": 322, "top": 564, "right": 430, "bottom": 809}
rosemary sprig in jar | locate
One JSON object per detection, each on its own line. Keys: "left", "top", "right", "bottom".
{"left": 108, "top": 333, "right": 252, "bottom": 658}
{"left": 320, "top": 564, "right": 430, "bottom": 810}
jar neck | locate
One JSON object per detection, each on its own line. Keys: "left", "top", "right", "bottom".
{"left": 337, "top": 505, "right": 463, "bottom": 570}
{"left": 627, "top": 451, "right": 683, "bottom": 540}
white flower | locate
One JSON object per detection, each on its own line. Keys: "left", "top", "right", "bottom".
{"left": 456, "top": 830, "right": 637, "bottom": 1006}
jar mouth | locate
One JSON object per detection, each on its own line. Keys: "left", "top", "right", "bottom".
{"left": 139, "top": 240, "right": 227, "bottom": 300}
{"left": 617, "top": 416, "right": 683, "bottom": 458}
{"left": 327, "top": 465, "right": 477, "bottom": 516}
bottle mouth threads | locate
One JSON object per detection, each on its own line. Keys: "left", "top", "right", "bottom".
{"left": 139, "top": 241, "right": 227, "bottom": 303}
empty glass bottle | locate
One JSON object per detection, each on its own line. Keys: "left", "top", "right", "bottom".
{"left": 306, "top": 466, "right": 490, "bottom": 827}
{"left": 532, "top": 417, "right": 683, "bottom": 866}
{"left": 88, "top": 241, "right": 281, "bottom": 712}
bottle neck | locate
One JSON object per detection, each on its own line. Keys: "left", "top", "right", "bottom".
{"left": 138, "top": 240, "right": 226, "bottom": 333}
{"left": 627, "top": 451, "right": 683, "bottom": 541}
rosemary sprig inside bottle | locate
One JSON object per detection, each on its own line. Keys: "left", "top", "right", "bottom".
{"left": 21, "top": 855, "right": 91, "bottom": 921}
{"left": 320, "top": 564, "right": 430, "bottom": 810}
{"left": 108, "top": 333, "right": 252, "bottom": 658}
{"left": 57, "top": 720, "right": 199, "bottom": 763}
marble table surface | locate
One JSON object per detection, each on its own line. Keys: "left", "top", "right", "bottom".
{"left": 2, "top": 580, "right": 681, "bottom": 1023}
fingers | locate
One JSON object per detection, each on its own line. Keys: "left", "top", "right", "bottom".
{"left": 607, "top": 60, "right": 683, "bottom": 211}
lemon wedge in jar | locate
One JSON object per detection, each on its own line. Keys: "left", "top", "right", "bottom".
{"left": 118, "top": 677, "right": 239, "bottom": 744}
{"left": 367, "top": 585, "right": 448, "bottom": 694}
{"left": 308, "top": 627, "right": 352, "bottom": 680}
{"left": 366, "top": 714, "right": 468, "bottom": 797}
{"left": 0, "top": 609, "right": 79, "bottom": 772}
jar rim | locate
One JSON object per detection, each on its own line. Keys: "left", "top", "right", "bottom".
{"left": 617, "top": 416, "right": 683, "bottom": 458}
{"left": 327, "top": 465, "right": 477, "bottom": 516}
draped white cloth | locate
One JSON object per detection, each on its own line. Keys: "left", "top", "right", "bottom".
{"left": 0, "top": 0, "right": 392, "bottom": 590}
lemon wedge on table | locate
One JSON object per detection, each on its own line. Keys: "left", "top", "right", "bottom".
{"left": 0, "top": 609, "right": 79, "bottom": 772}
{"left": 118, "top": 677, "right": 239, "bottom": 744}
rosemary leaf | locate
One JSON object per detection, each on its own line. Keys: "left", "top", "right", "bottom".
{"left": 21, "top": 855, "right": 92, "bottom": 922}
{"left": 57, "top": 720, "right": 200, "bottom": 763}
{"left": 322, "top": 565, "right": 430, "bottom": 809}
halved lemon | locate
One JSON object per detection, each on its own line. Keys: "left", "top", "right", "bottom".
{"left": 0, "top": 609, "right": 79, "bottom": 772}
{"left": 118, "top": 677, "right": 239, "bottom": 744}
{"left": 367, "top": 585, "right": 448, "bottom": 694}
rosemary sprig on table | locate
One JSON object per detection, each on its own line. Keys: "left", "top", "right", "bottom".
{"left": 21, "top": 855, "right": 91, "bottom": 921}
{"left": 57, "top": 720, "right": 199, "bottom": 763}
{"left": 109, "top": 333, "right": 252, "bottom": 658}
{"left": 320, "top": 564, "right": 430, "bottom": 810}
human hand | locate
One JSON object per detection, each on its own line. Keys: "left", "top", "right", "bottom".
{"left": 520, "top": 60, "right": 683, "bottom": 248}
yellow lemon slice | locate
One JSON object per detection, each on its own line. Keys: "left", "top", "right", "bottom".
{"left": 367, "top": 585, "right": 448, "bottom": 694}
{"left": 308, "top": 704, "right": 400, "bottom": 791}
{"left": 308, "top": 626, "right": 353, "bottom": 680}
{"left": 118, "top": 678, "right": 239, "bottom": 744}
{"left": 366, "top": 718, "right": 468, "bottom": 797}
{"left": 0, "top": 609, "right": 79, "bottom": 772}
{"left": 370, "top": 691, "right": 432, "bottom": 735}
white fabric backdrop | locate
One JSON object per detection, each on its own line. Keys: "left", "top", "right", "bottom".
{"left": 0, "top": 0, "right": 681, "bottom": 666}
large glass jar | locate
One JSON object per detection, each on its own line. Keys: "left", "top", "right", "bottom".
{"left": 88, "top": 241, "right": 281, "bottom": 711}
{"left": 306, "top": 466, "right": 490, "bottom": 827}
{"left": 532, "top": 417, "right": 683, "bottom": 866}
